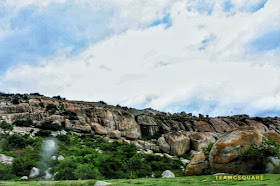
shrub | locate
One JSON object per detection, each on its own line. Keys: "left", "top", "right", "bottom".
{"left": 12, "top": 156, "right": 37, "bottom": 176}
{"left": 13, "top": 120, "right": 33, "bottom": 127}
{"left": 0, "top": 164, "right": 16, "bottom": 180}
{"left": 39, "top": 120, "right": 62, "bottom": 131}
{"left": 0, "top": 121, "right": 13, "bottom": 133}
{"left": 237, "top": 137, "right": 280, "bottom": 173}
{"left": 53, "top": 156, "right": 79, "bottom": 180}
{"left": 202, "top": 142, "right": 214, "bottom": 159}
{"left": 74, "top": 164, "right": 101, "bottom": 180}
{"left": 35, "top": 130, "right": 52, "bottom": 137}
{"left": 2, "top": 134, "right": 27, "bottom": 151}
{"left": 62, "top": 110, "right": 79, "bottom": 120}
{"left": 46, "top": 104, "right": 58, "bottom": 114}
{"left": 11, "top": 95, "right": 20, "bottom": 104}
{"left": 56, "top": 135, "right": 71, "bottom": 144}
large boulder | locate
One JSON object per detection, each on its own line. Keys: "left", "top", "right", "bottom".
{"left": 165, "top": 131, "right": 190, "bottom": 155}
{"left": 188, "top": 132, "right": 216, "bottom": 151}
{"left": 161, "top": 170, "right": 175, "bottom": 178}
{"left": 137, "top": 115, "right": 159, "bottom": 137}
{"left": 157, "top": 137, "right": 171, "bottom": 153}
{"left": 209, "top": 127, "right": 263, "bottom": 174}
{"left": 0, "top": 154, "right": 14, "bottom": 165}
{"left": 29, "top": 167, "right": 40, "bottom": 179}
{"left": 185, "top": 152, "right": 208, "bottom": 176}
{"left": 266, "top": 157, "right": 280, "bottom": 173}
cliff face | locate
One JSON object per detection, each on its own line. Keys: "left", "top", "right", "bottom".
{"left": 0, "top": 93, "right": 279, "bottom": 138}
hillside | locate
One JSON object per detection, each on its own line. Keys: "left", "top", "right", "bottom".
{"left": 0, "top": 92, "right": 280, "bottom": 181}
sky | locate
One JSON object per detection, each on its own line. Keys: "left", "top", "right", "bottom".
{"left": 0, "top": 0, "right": 280, "bottom": 117}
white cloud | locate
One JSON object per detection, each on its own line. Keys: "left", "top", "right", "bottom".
{"left": 1, "top": 0, "right": 280, "bottom": 116}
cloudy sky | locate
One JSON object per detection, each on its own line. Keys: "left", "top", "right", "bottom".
{"left": 0, "top": 0, "right": 280, "bottom": 117}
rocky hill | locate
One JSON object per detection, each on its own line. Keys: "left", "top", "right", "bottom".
{"left": 1, "top": 92, "right": 280, "bottom": 175}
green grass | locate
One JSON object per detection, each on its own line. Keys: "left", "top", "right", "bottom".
{"left": 0, "top": 174, "right": 279, "bottom": 186}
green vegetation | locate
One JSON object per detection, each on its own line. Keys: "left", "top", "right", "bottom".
{"left": 39, "top": 120, "right": 62, "bottom": 131}
{"left": 0, "top": 120, "right": 13, "bottom": 134}
{"left": 46, "top": 104, "right": 58, "bottom": 115}
{"left": 0, "top": 174, "right": 279, "bottom": 186}
{"left": 202, "top": 142, "right": 214, "bottom": 159}
{"left": 13, "top": 120, "right": 34, "bottom": 127}
{"left": 0, "top": 132, "right": 183, "bottom": 181}
{"left": 62, "top": 110, "right": 79, "bottom": 120}
{"left": 237, "top": 137, "right": 280, "bottom": 174}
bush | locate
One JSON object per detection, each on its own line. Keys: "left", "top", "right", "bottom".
{"left": 0, "top": 121, "right": 13, "bottom": 132}
{"left": 0, "top": 164, "right": 16, "bottom": 180}
{"left": 13, "top": 120, "right": 33, "bottom": 127}
{"left": 56, "top": 135, "right": 71, "bottom": 144}
{"left": 11, "top": 95, "right": 20, "bottom": 104}
{"left": 39, "top": 120, "right": 62, "bottom": 131}
{"left": 62, "top": 110, "right": 79, "bottom": 120}
{"left": 35, "top": 130, "right": 52, "bottom": 137}
{"left": 46, "top": 104, "right": 58, "bottom": 114}
{"left": 12, "top": 156, "right": 37, "bottom": 176}
{"left": 202, "top": 142, "right": 214, "bottom": 159}
{"left": 237, "top": 137, "right": 280, "bottom": 173}
{"left": 74, "top": 164, "right": 101, "bottom": 180}
{"left": 2, "top": 134, "right": 27, "bottom": 151}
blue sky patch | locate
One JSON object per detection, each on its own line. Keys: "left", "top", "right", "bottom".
{"left": 248, "top": 28, "right": 280, "bottom": 52}
{"left": 0, "top": 1, "right": 114, "bottom": 72}
{"left": 150, "top": 14, "right": 171, "bottom": 28}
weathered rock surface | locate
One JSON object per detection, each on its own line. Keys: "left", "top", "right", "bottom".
{"left": 29, "top": 167, "right": 40, "bottom": 179}
{"left": 188, "top": 132, "right": 216, "bottom": 151}
{"left": 165, "top": 131, "right": 190, "bottom": 155}
{"left": 209, "top": 127, "right": 263, "bottom": 174}
{"left": 185, "top": 152, "right": 208, "bottom": 176}
{"left": 65, "top": 118, "right": 91, "bottom": 133}
{"left": 157, "top": 137, "right": 171, "bottom": 153}
{"left": 161, "top": 170, "right": 175, "bottom": 178}
{"left": 109, "top": 130, "right": 121, "bottom": 139}
{"left": 265, "top": 130, "right": 280, "bottom": 144}
{"left": 0, "top": 154, "right": 14, "bottom": 165}
{"left": 266, "top": 157, "right": 280, "bottom": 173}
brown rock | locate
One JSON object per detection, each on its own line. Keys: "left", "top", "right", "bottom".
{"left": 265, "top": 130, "right": 280, "bottom": 144}
{"left": 188, "top": 132, "right": 216, "bottom": 151}
{"left": 245, "top": 119, "right": 268, "bottom": 133}
{"left": 165, "top": 131, "right": 190, "bottom": 155}
{"left": 64, "top": 118, "right": 91, "bottom": 133}
{"left": 209, "top": 118, "right": 232, "bottom": 133}
{"left": 210, "top": 127, "right": 263, "bottom": 174}
{"left": 193, "top": 121, "right": 215, "bottom": 132}
{"left": 125, "top": 131, "right": 140, "bottom": 139}
{"left": 186, "top": 152, "right": 208, "bottom": 176}
{"left": 91, "top": 123, "right": 107, "bottom": 135}
{"left": 109, "top": 130, "right": 121, "bottom": 139}
{"left": 157, "top": 137, "right": 171, "bottom": 153}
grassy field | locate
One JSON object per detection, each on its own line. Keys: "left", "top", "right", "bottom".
{"left": 0, "top": 174, "right": 279, "bottom": 186}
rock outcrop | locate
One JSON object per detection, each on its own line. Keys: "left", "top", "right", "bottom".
{"left": 209, "top": 127, "right": 263, "bottom": 174}
{"left": 165, "top": 131, "right": 190, "bottom": 155}
{"left": 185, "top": 152, "right": 208, "bottom": 176}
